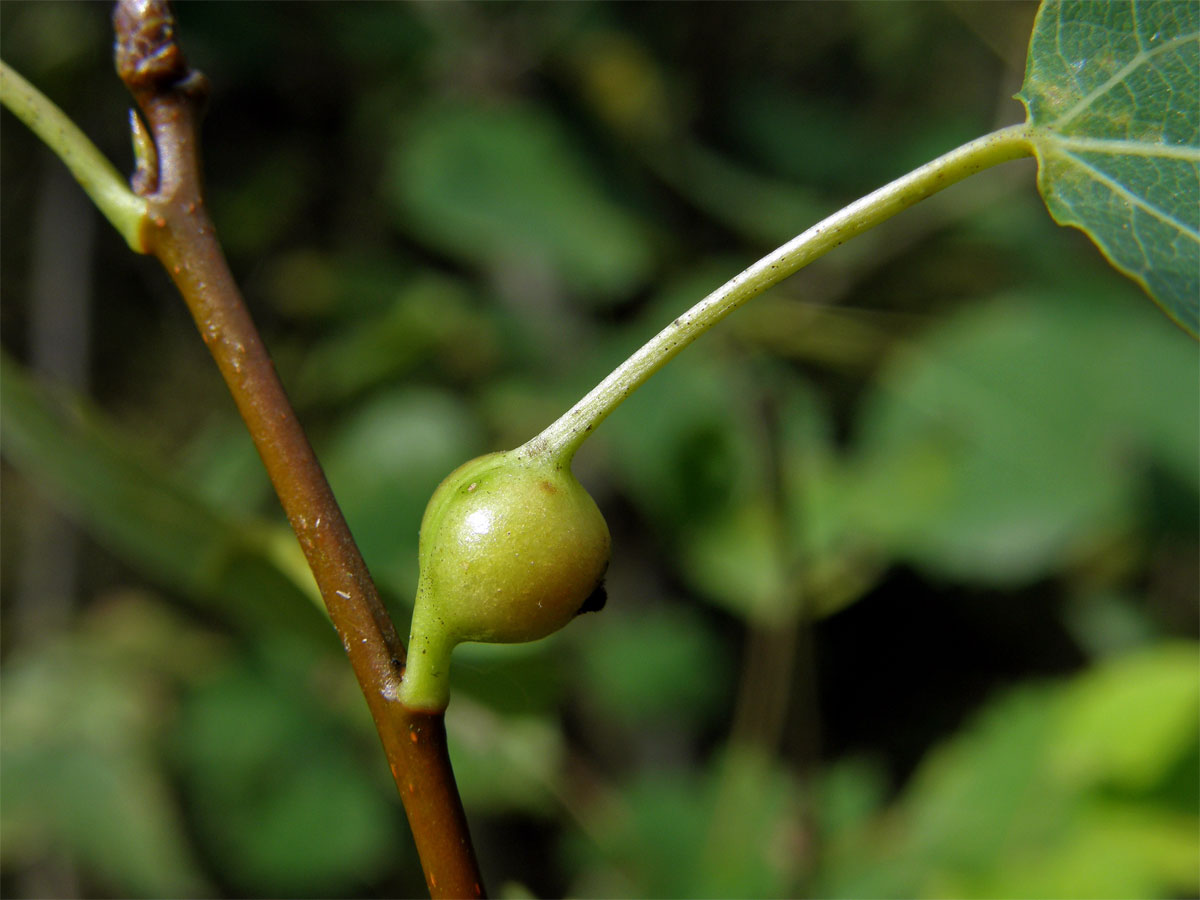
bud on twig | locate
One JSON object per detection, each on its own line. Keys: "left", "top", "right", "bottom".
{"left": 113, "top": 0, "right": 187, "bottom": 90}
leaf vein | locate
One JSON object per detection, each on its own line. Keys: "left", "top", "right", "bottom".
{"left": 1043, "top": 134, "right": 1200, "bottom": 161}
{"left": 1056, "top": 29, "right": 1198, "bottom": 129}
{"left": 1060, "top": 148, "right": 1200, "bottom": 242}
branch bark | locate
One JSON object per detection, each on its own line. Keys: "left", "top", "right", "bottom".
{"left": 112, "top": 2, "right": 483, "bottom": 895}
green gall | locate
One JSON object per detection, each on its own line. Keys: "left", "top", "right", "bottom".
{"left": 400, "top": 450, "right": 610, "bottom": 710}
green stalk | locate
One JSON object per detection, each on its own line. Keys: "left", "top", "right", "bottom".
{"left": 0, "top": 60, "right": 148, "bottom": 252}
{"left": 519, "top": 124, "right": 1035, "bottom": 464}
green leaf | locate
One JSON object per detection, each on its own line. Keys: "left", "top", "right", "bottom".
{"left": 1, "top": 596, "right": 216, "bottom": 898}
{"left": 814, "top": 643, "right": 1200, "bottom": 900}
{"left": 445, "top": 700, "right": 565, "bottom": 816}
{"left": 604, "top": 328, "right": 790, "bottom": 621}
{"left": 387, "top": 99, "right": 654, "bottom": 303}
{"left": 603, "top": 268, "right": 886, "bottom": 620}
{"left": 1052, "top": 642, "right": 1200, "bottom": 791}
{"left": 1019, "top": 0, "right": 1200, "bottom": 336}
{"left": 564, "top": 746, "right": 804, "bottom": 898}
{"left": 574, "top": 606, "right": 729, "bottom": 729}
{"left": 849, "top": 287, "right": 1198, "bottom": 584}
{"left": 174, "top": 647, "right": 404, "bottom": 896}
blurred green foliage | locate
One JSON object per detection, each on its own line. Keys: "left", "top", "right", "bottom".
{"left": 1, "top": 2, "right": 1196, "bottom": 898}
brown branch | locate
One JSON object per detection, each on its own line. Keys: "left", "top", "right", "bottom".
{"left": 112, "top": 2, "right": 483, "bottom": 896}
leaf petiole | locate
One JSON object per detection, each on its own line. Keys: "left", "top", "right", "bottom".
{"left": 0, "top": 60, "right": 148, "bottom": 253}
{"left": 520, "top": 124, "right": 1035, "bottom": 465}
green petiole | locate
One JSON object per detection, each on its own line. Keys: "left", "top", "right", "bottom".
{"left": 0, "top": 60, "right": 148, "bottom": 253}
{"left": 519, "top": 124, "right": 1035, "bottom": 465}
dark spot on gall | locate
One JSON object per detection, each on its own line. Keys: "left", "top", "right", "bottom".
{"left": 576, "top": 581, "right": 607, "bottom": 616}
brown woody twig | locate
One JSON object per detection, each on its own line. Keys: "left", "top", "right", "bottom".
{"left": 112, "top": 2, "right": 483, "bottom": 895}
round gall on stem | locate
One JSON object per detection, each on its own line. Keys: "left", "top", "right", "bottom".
{"left": 400, "top": 450, "right": 610, "bottom": 711}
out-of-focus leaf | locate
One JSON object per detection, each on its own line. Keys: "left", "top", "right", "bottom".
{"left": 1019, "top": 0, "right": 1200, "bottom": 335}
{"left": 607, "top": 271, "right": 888, "bottom": 619}
{"left": 849, "top": 287, "right": 1198, "bottom": 583}
{"left": 815, "top": 642, "right": 1200, "bottom": 900}
{"left": 1062, "top": 588, "right": 1161, "bottom": 658}
{"left": 446, "top": 699, "right": 565, "bottom": 816}
{"left": 177, "top": 417, "right": 273, "bottom": 516}
{"left": 574, "top": 605, "right": 728, "bottom": 728}
{"left": 696, "top": 746, "right": 808, "bottom": 897}
{"left": 602, "top": 272, "right": 773, "bottom": 611}
{"left": 321, "top": 387, "right": 484, "bottom": 600}
{"left": 1052, "top": 641, "right": 1199, "bottom": 791}
{"left": 814, "top": 756, "right": 890, "bottom": 839}
{"left": 387, "top": 99, "right": 654, "bottom": 303}
{"left": 776, "top": 385, "right": 888, "bottom": 618}
{"left": 0, "top": 594, "right": 217, "bottom": 897}
{"left": 173, "top": 646, "right": 403, "bottom": 896}
{"left": 293, "top": 273, "right": 498, "bottom": 406}
{"left": 605, "top": 331, "right": 782, "bottom": 620}
{"left": 680, "top": 500, "right": 790, "bottom": 622}
{"left": 991, "top": 802, "right": 1200, "bottom": 900}
{"left": 567, "top": 766, "right": 702, "bottom": 899}
{"left": 565, "top": 745, "right": 804, "bottom": 898}
{"left": 0, "top": 355, "right": 331, "bottom": 643}
{"left": 608, "top": 275, "right": 886, "bottom": 619}
{"left": 449, "top": 639, "right": 568, "bottom": 716}
{"left": 901, "top": 689, "right": 1063, "bottom": 876}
